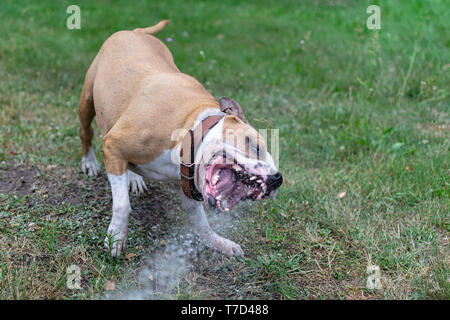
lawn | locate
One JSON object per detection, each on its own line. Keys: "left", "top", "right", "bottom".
{"left": 0, "top": 0, "right": 448, "bottom": 299}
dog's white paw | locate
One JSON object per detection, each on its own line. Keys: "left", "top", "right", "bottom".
{"left": 82, "top": 148, "right": 100, "bottom": 177}
{"left": 127, "top": 170, "right": 147, "bottom": 195}
{"left": 205, "top": 234, "right": 244, "bottom": 257}
{"left": 104, "top": 225, "right": 128, "bottom": 257}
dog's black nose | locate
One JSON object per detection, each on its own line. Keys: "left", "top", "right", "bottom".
{"left": 266, "top": 172, "right": 282, "bottom": 191}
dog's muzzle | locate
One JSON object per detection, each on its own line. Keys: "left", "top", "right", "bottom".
{"left": 266, "top": 172, "right": 283, "bottom": 192}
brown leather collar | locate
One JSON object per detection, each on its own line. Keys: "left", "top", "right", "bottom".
{"left": 180, "top": 115, "right": 224, "bottom": 201}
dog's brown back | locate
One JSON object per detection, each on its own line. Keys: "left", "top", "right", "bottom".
{"left": 78, "top": 20, "right": 219, "bottom": 169}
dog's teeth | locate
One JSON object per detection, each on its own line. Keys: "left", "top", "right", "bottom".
{"left": 216, "top": 195, "right": 222, "bottom": 200}
{"left": 257, "top": 179, "right": 262, "bottom": 183}
{"left": 232, "top": 165, "right": 241, "bottom": 171}
{"left": 212, "top": 170, "right": 220, "bottom": 184}
{"left": 250, "top": 176, "right": 257, "bottom": 181}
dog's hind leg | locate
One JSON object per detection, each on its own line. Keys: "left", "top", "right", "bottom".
{"left": 78, "top": 59, "right": 100, "bottom": 177}
{"left": 127, "top": 170, "right": 147, "bottom": 195}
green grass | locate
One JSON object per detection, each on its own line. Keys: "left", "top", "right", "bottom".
{"left": 0, "top": 0, "right": 448, "bottom": 299}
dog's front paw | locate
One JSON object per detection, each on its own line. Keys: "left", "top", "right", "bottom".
{"left": 205, "top": 233, "right": 244, "bottom": 257}
{"left": 104, "top": 225, "right": 128, "bottom": 257}
{"left": 81, "top": 149, "right": 100, "bottom": 177}
{"left": 127, "top": 170, "right": 147, "bottom": 195}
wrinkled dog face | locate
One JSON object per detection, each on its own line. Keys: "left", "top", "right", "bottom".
{"left": 196, "top": 97, "right": 282, "bottom": 212}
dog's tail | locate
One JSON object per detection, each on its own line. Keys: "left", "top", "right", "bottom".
{"left": 134, "top": 20, "right": 169, "bottom": 35}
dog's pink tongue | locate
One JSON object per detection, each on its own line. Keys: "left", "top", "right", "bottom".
{"left": 216, "top": 169, "right": 234, "bottom": 192}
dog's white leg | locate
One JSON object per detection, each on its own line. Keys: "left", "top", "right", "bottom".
{"left": 105, "top": 173, "right": 131, "bottom": 257}
{"left": 179, "top": 190, "right": 244, "bottom": 257}
{"left": 127, "top": 170, "right": 147, "bottom": 195}
{"left": 81, "top": 147, "right": 100, "bottom": 177}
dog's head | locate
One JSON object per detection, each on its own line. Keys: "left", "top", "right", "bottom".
{"left": 195, "top": 97, "right": 282, "bottom": 212}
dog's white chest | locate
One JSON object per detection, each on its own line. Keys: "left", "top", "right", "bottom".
{"left": 134, "top": 149, "right": 180, "bottom": 181}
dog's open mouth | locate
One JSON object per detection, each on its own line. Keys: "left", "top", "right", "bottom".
{"left": 203, "top": 155, "right": 272, "bottom": 212}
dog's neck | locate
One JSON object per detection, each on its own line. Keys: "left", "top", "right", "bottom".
{"left": 194, "top": 108, "right": 225, "bottom": 127}
{"left": 180, "top": 111, "right": 225, "bottom": 200}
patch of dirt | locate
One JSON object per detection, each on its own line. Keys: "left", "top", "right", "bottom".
{"left": 0, "top": 164, "right": 40, "bottom": 196}
{"left": 0, "top": 163, "right": 181, "bottom": 219}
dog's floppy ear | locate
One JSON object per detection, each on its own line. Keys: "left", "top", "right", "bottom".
{"left": 219, "top": 97, "right": 248, "bottom": 124}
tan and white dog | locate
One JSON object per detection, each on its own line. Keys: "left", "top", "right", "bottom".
{"left": 78, "top": 20, "right": 282, "bottom": 257}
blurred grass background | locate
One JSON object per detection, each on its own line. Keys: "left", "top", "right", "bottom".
{"left": 0, "top": 0, "right": 448, "bottom": 299}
